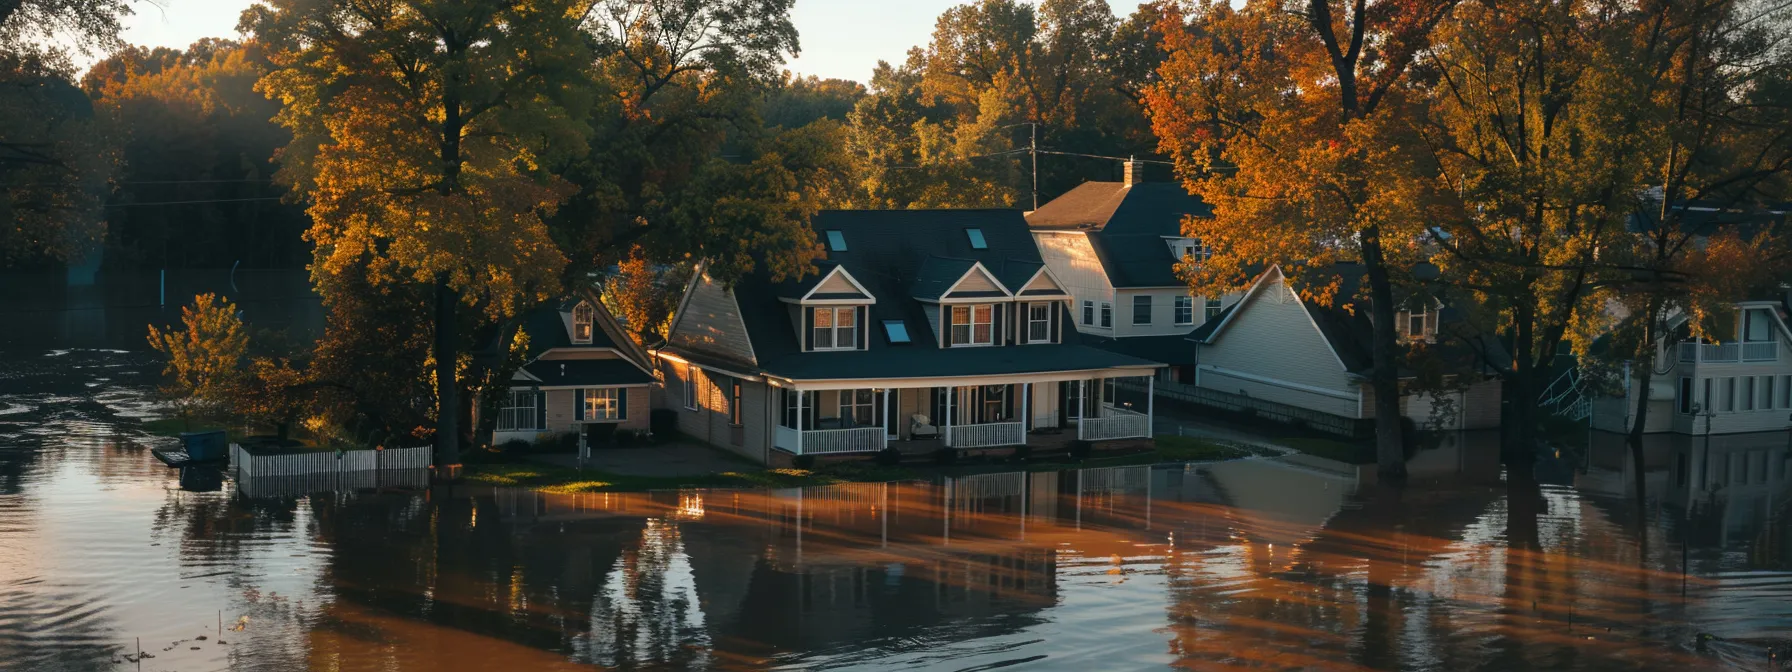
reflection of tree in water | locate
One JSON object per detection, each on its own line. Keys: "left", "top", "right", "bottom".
{"left": 577, "top": 518, "right": 710, "bottom": 668}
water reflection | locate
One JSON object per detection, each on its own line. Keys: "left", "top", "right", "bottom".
{"left": 1, "top": 350, "right": 1789, "bottom": 670}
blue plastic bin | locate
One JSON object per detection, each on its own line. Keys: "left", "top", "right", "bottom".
{"left": 179, "top": 430, "right": 228, "bottom": 462}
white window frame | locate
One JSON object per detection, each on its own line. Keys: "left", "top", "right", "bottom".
{"left": 682, "top": 367, "right": 698, "bottom": 411}
{"left": 1026, "top": 302, "right": 1051, "bottom": 343}
{"left": 840, "top": 388, "right": 876, "bottom": 426}
{"left": 1081, "top": 300, "right": 1094, "bottom": 326}
{"left": 1174, "top": 296, "right": 1193, "bottom": 325}
{"left": 584, "top": 388, "right": 620, "bottom": 421}
{"left": 572, "top": 303, "right": 594, "bottom": 344}
{"left": 1100, "top": 302, "right": 1112, "bottom": 328}
{"left": 1205, "top": 298, "right": 1223, "bottom": 321}
{"left": 1407, "top": 309, "right": 1429, "bottom": 340}
{"left": 1132, "top": 295, "right": 1152, "bottom": 325}
{"left": 950, "top": 304, "right": 995, "bottom": 346}
{"left": 812, "top": 306, "right": 858, "bottom": 351}
{"left": 497, "top": 389, "right": 536, "bottom": 431}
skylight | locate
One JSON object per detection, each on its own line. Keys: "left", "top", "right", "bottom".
{"left": 825, "top": 230, "right": 847, "bottom": 251}
{"left": 965, "top": 228, "right": 987, "bottom": 249}
{"left": 883, "top": 320, "right": 911, "bottom": 344}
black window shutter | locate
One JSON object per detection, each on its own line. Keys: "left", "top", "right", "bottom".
{"left": 941, "top": 306, "right": 954, "bottom": 347}
{"left": 618, "top": 387, "right": 629, "bottom": 420}
{"left": 858, "top": 306, "right": 868, "bottom": 349}
{"left": 535, "top": 391, "right": 546, "bottom": 429}
{"left": 803, "top": 307, "right": 814, "bottom": 351}
{"left": 574, "top": 388, "right": 584, "bottom": 421}
{"left": 1050, "top": 304, "right": 1061, "bottom": 343}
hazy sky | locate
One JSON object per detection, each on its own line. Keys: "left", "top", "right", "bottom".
{"left": 111, "top": 0, "right": 1096, "bottom": 83}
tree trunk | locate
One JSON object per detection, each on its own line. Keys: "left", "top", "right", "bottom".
{"left": 1507, "top": 302, "right": 1537, "bottom": 482}
{"left": 1361, "top": 226, "right": 1407, "bottom": 481}
{"left": 434, "top": 276, "right": 461, "bottom": 467}
{"left": 1627, "top": 298, "right": 1664, "bottom": 513}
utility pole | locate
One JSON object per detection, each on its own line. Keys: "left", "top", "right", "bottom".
{"left": 1029, "top": 122, "right": 1039, "bottom": 211}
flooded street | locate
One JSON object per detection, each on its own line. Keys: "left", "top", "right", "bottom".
{"left": 0, "top": 349, "right": 1784, "bottom": 670}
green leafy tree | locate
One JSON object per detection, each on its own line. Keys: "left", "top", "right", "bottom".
{"left": 245, "top": 0, "right": 596, "bottom": 464}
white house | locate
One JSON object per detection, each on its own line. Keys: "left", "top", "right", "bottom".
{"left": 1182, "top": 264, "right": 1504, "bottom": 434}
{"left": 1026, "top": 160, "right": 1237, "bottom": 384}
{"left": 1592, "top": 297, "right": 1792, "bottom": 437}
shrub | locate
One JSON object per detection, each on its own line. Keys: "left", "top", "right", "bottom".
{"left": 650, "top": 408, "right": 678, "bottom": 438}
{"left": 1011, "top": 443, "right": 1033, "bottom": 462}
{"left": 499, "top": 439, "right": 531, "bottom": 456}
{"left": 874, "top": 447, "right": 903, "bottom": 466}
{"left": 933, "top": 447, "right": 958, "bottom": 465}
{"left": 1068, "top": 440, "right": 1093, "bottom": 461}
{"left": 792, "top": 454, "right": 817, "bottom": 469}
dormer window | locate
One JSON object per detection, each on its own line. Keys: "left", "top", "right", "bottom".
{"left": 950, "top": 304, "right": 994, "bottom": 346}
{"left": 883, "top": 320, "right": 911, "bottom": 344}
{"left": 965, "top": 228, "right": 987, "bottom": 249}
{"left": 812, "top": 306, "right": 858, "bottom": 351}
{"left": 1400, "top": 308, "right": 1433, "bottom": 342}
{"left": 572, "top": 302, "right": 594, "bottom": 344}
{"left": 825, "top": 230, "right": 847, "bottom": 252}
{"left": 1025, "top": 302, "right": 1053, "bottom": 343}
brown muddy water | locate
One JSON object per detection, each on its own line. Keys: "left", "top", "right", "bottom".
{"left": 0, "top": 273, "right": 1789, "bottom": 670}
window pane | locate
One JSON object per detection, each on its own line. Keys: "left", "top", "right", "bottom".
{"left": 815, "top": 328, "right": 834, "bottom": 348}
{"left": 951, "top": 324, "right": 971, "bottom": 344}
{"left": 836, "top": 307, "right": 855, "bottom": 326}
{"left": 814, "top": 308, "right": 833, "bottom": 328}
{"left": 973, "top": 305, "right": 991, "bottom": 322}
{"left": 974, "top": 323, "right": 991, "bottom": 343}
{"left": 953, "top": 305, "right": 970, "bottom": 322}
{"left": 884, "top": 320, "right": 910, "bottom": 343}
{"left": 1409, "top": 314, "right": 1425, "bottom": 335}
{"left": 825, "top": 229, "right": 847, "bottom": 251}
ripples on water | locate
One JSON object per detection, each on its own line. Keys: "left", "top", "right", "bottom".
{"left": 0, "top": 349, "right": 1788, "bottom": 671}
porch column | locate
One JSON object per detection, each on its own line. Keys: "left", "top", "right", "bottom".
{"left": 945, "top": 387, "right": 954, "bottom": 447}
{"left": 1078, "top": 379, "right": 1087, "bottom": 440}
{"left": 880, "top": 389, "right": 890, "bottom": 449}
{"left": 1147, "top": 375, "right": 1155, "bottom": 438}
{"left": 1021, "top": 383, "right": 1031, "bottom": 438}
{"left": 795, "top": 389, "right": 805, "bottom": 456}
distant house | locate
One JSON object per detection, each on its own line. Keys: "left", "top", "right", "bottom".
{"left": 489, "top": 291, "right": 657, "bottom": 447}
{"left": 655, "top": 209, "right": 1164, "bottom": 465}
{"left": 1182, "top": 264, "right": 1504, "bottom": 435}
{"left": 1592, "top": 295, "right": 1792, "bottom": 437}
{"left": 1026, "top": 160, "right": 1235, "bottom": 383}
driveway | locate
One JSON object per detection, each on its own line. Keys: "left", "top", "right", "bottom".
{"left": 527, "top": 442, "right": 755, "bottom": 478}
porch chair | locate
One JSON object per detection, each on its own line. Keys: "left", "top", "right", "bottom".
{"left": 909, "top": 414, "right": 940, "bottom": 440}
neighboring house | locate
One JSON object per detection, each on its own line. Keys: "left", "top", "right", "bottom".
{"left": 1182, "top": 264, "right": 1504, "bottom": 435}
{"left": 489, "top": 291, "right": 657, "bottom": 447}
{"left": 1592, "top": 296, "right": 1792, "bottom": 437}
{"left": 655, "top": 208, "right": 1165, "bottom": 465}
{"left": 1026, "top": 160, "right": 1235, "bottom": 383}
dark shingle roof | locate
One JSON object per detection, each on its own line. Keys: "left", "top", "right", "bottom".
{"left": 1086, "top": 334, "right": 1200, "bottom": 366}
{"left": 520, "top": 300, "right": 619, "bottom": 357}
{"left": 523, "top": 359, "right": 656, "bottom": 386}
{"left": 1026, "top": 182, "right": 1213, "bottom": 288}
{"left": 699, "top": 208, "right": 1161, "bottom": 380}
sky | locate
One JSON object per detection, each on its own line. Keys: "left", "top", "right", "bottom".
{"left": 109, "top": 0, "right": 1081, "bottom": 84}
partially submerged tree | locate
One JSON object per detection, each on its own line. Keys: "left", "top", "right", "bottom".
{"left": 246, "top": 0, "right": 595, "bottom": 465}
{"left": 1146, "top": 0, "right": 1458, "bottom": 479}
{"left": 147, "top": 294, "right": 249, "bottom": 427}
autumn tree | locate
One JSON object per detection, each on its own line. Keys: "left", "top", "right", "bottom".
{"left": 1146, "top": 0, "right": 1458, "bottom": 479}
{"left": 245, "top": 0, "right": 595, "bottom": 465}
{"left": 147, "top": 293, "right": 250, "bottom": 426}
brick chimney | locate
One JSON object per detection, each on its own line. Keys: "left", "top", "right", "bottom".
{"left": 1123, "top": 158, "right": 1145, "bottom": 187}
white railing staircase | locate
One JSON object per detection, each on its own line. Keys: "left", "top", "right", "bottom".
{"left": 1539, "top": 367, "right": 1590, "bottom": 421}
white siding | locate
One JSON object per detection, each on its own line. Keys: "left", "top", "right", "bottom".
{"left": 1196, "top": 271, "right": 1360, "bottom": 417}
{"left": 1032, "top": 232, "right": 1115, "bottom": 336}
{"left": 1117, "top": 288, "right": 1201, "bottom": 337}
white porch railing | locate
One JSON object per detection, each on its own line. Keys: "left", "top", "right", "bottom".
{"left": 775, "top": 426, "right": 885, "bottom": 455}
{"left": 947, "top": 421, "right": 1026, "bottom": 449}
{"left": 1677, "top": 340, "right": 1776, "bottom": 363}
{"left": 231, "top": 444, "right": 432, "bottom": 479}
{"left": 1079, "top": 407, "right": 1151, "bottom": 441}
{"left": 1743, "top": 342, "right": 1778, "bottom": 362}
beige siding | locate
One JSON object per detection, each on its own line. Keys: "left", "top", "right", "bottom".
{"left": 663, "top": 359, "right": 769, "bottom": 462}
{"left": 814, "top": 268, "right": 865, "bottom": 296}
{"left": 1395, "top": 378, "right": 1502, "bottom": 431}
{"left": 1021, "top": 270, "right": 1063, "bottom": 294}
{"left": 951, "top": 266, "right": 1004, "bottom": 294}
{"left": 1032, "top": 232, "right": 1115, "bottom": 337}
{"left": 1196, "top": 272, "right": 1361, "bottom": 418}
{"left": 668, "top": 271, "right": 756, "bottom": 365}
{"left": 539, "top": 387, "right": 649, "bottom": 433}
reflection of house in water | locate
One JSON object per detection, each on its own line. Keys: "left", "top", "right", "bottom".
{"left": 1589, "top": 432, "right": 1792, "bottom": 547}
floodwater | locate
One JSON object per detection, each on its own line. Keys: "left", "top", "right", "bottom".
{"left": 1, "top": 274, "right": 1790, "bottom": 671}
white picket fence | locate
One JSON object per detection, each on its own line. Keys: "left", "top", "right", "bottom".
{"left": 237, "top": 469, "right": 430, "bottom": 498}
{"left": 1079, "top": 407, "right": 1151, "bottom": 441}
{"left": 231, "top": 443, "right": 432, "bottom": 479}
{"left": 947, "top": 421, "right": 1026, "bottom": 448}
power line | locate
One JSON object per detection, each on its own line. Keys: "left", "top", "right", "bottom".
{"left": 105, "top": 196, "right": 288, "bottom": 208}
{"left": 117, "top": 178, "right": 277, "bottom": 184}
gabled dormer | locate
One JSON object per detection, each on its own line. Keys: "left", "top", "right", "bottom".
{"left": 1395, "top": 298, "right": 1444, "bottom": 344}
{"left": 782, "top": 264, "right": 876, "bottom": 352}
{"left": 914, "top": 257, "right": 1014, "bottom": 348}
{"left": 570, "top": 301, "right": 595, "bottom": 344}
{"left": 1013, "top": 263, "right": 1069, "bottom": 345}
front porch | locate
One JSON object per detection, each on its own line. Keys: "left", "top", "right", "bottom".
{"left": 771, "top": 376, "right": 1156, "bottom": 456}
